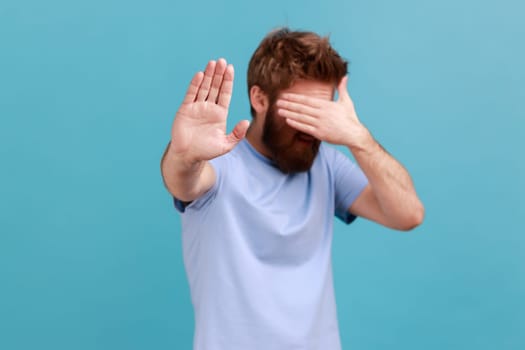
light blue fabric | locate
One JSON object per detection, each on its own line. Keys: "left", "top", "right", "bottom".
{"left": 174, "top": 139, "right": 369, "bottom": 350}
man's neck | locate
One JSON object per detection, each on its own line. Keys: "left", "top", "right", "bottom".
{"left": 245, "top": 121, "right": 272, "bottom": 158}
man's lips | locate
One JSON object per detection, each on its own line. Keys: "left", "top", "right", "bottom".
{"left": 296, "top": 133, "right": 316, "bottom": 143}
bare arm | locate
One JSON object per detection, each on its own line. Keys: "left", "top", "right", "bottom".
{"left": 161, "top": 59, "right": 249, "bottom": 202}
{"left": 347, "top": 134, "right": 424, "bottom": 231}
{"left": 160, "top": 141, "right": 216, "bottom": 202}
{"left": 275, "top": 76, "right": 424, "bottom": 231}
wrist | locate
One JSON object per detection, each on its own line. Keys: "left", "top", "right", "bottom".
{"left": 167, "top": 141, "right": 203, "bottom": 170}
{"left": 345, "top": 125, "right": 375, "bottom": 153}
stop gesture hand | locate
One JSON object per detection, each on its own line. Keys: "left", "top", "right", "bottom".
{"left": 170, "top": 59, "right": 249, "bottom": 164}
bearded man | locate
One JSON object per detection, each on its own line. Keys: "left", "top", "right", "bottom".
{"left": 161, "top": 28, "right": 424, "bottom": 350}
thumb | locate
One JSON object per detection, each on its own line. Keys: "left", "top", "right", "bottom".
{"left": 225, "top": 119, "right": 250, "bottom": 148}
{"left": 337, "top": 76, "right": 350, "bottom": 102}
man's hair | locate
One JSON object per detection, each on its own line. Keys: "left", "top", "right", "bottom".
{"left": 247, "top": 27, "right": 348, "bottom": 117}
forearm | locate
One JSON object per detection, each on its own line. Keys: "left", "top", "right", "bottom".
{"left": 348, "top": 130, "right": 424, "bottom": 228}
{"left": 160, "top": 141, "right": 215, "bottom": 202}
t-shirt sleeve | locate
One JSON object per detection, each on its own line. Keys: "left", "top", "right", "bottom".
{"left": 172, "top": 157, "right": 223, "bottom": 214}
{"left": 331, "top": 148, "right": 369, "bottom": 224}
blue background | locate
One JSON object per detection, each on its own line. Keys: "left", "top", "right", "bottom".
{"left": 1, "top": 0, "right": 523, "bottom": 349}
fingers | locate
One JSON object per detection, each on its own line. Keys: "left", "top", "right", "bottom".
{"left": 225, "top": 120, "right": 250, "bottom": 149}
{"left": 196, "top": 60, "right": 217, "bottom": 101}
{"left": 285, "top": 118, "right": 317, "bottom": 137}
{"left": 217, "top": 64, "right": 234, "bottom": 108}
{"left": 337, "top": 76, "right": 350, "bottom": 102}
{"left": 191, "top": 59, "right": 234, "bottom": 107}
{"left": 182, "top": 71, "right": 204, "bottom": 104}
{"left": 276, "top": 99, "right": 320, "bottom": 120}
{"left": 279, "top": 93, "right": 324, "bottom": 108}
{"left": 277, "top": 107, "right": 318, "bottom": 126}
{"left": 207, "top": 58, "right": 227, "bottom": 103}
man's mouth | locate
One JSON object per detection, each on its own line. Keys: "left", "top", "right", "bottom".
{"left": 296, "top": 133, "right": 316, "bottom": 143}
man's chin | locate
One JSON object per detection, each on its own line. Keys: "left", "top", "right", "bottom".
{"left": 272, "top": 147, "right": 319, "bottom": 173}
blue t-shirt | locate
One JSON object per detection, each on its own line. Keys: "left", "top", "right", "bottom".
{"left": 174, "top": 139, "right": 368, "bottom": 350}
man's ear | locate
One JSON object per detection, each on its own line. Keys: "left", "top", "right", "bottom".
{"left": 249, "top": 85, "right": 269, "bottom": 116}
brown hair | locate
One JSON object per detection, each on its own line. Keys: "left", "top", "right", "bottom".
{"left": 247, "top": 27, "right": 348, "bottom": 117}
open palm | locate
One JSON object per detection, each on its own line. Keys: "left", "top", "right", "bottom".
{"left": 171, "top": 59, "right": 249, "bottom": 163}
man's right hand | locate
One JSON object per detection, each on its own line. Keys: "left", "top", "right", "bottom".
{"left": 161, "top": 59, "right": 249, "bottom": 202}
{"left": 169, "top": 58, "right": 250, "bottom": 165}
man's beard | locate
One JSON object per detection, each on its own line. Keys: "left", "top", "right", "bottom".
{"left": 262, "top": 107, "right": 321, "bottom": 173}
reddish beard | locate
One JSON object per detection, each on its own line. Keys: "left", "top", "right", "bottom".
{"left": 262, "top": 106, "right": 321, "bottom": 173}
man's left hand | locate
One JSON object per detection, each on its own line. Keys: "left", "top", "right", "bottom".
{"left": 276, "top": 76, "right": 370, "bottom": 150}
